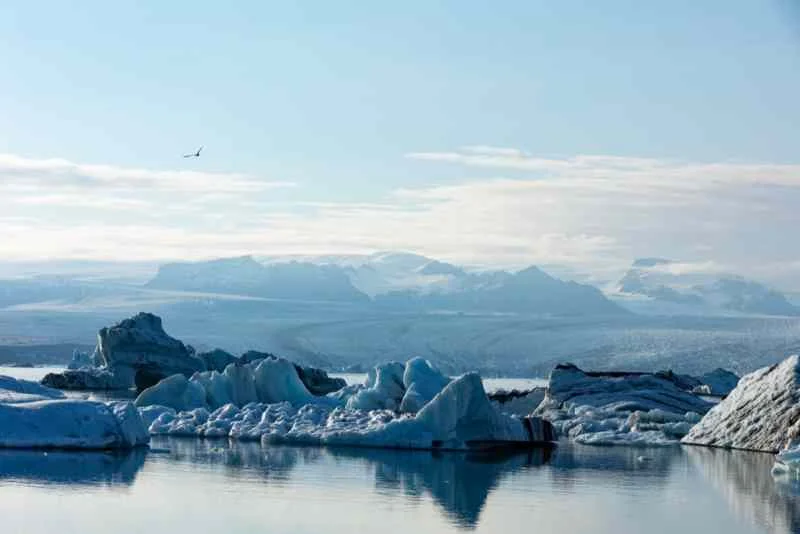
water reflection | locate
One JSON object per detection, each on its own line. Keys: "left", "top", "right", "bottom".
{"left": 0, "top": 448, "right": 146, "bottom": 487}
{"left": 152, "top": 436, "right": 319, "bottom": 483}
{"left": 687, "top": 446, "right": 800, "bottom": 534}
{"left": 329, "top": 447, "right": 553, "bottom": 528}
{"left": 149, "top": 437, "right": 551, "bottom": 529}
{"left": 547, "top": 444, "right": 680, "bottom": 491}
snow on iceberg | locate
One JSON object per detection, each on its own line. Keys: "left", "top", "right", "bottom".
{"left": 147, "top": 372, "right": 554, "bottom": 451}
{"left": 2, "top": 375, "right": 147, "bottom": 449}
{"left": 0, "top": 398, "right": 148, "bottom": 449}
{"left": 536, "top": 363, "right": 711, "bottom": 446}
{"left": 683, "top": 355, "right": 800, "bottom": 453}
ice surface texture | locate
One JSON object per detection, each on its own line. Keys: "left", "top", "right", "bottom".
{"left": 145, "top": 369, "right": 547, "bottom": 451}
{"left": 0, "top": 376, "right": 148, "bottom": 449}
{"left": 683, "top": 355, "right": 800, "bottom": 453}
{"left": 536, "top": 363, "right": 711, "bottom": 446}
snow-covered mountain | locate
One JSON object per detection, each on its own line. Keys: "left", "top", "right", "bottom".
{"left": 614, "top": 258, "right": 799, "bottom": 316}
{"left": 146, "top": 256, "right": 368, "bottom": 302}
{"left": 258, "top": 251, "right": 468, "bottom": 296}
{"left": 147, "top": 252, "right": 627, "bottom": 316}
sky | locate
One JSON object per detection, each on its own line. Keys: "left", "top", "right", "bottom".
{"left": 1, "top": 1, "right": 799, "bottom": 288}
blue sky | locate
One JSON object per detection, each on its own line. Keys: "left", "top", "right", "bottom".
{"left": 1, "top": 1, "right": 799, "bottom": 287}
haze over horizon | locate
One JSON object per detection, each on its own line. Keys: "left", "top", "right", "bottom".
{"left": 2, "top": 1, "right": 799, "bottom": 290}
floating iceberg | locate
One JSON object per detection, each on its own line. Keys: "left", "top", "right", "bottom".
{"left": 135, "top": 356, "right": 341, "bottom": 412}
{"left": 536, "top": 363, "right": 711, "bottom": 446}
{"left": 43, "top": 312, "right": 204, "bottom": 391}
{"left": 683, "top": 355, "right": 800, "bottom": 453}
{"left": 42, "top": 313, "right": 347, "bottom": 397}
{"left": 146, "top": 370, "right": 554, "bottom": 451}
{"left": 0, "top": 375, "right": 149, "bottom": 449}
{"left": 0, "top": 400, "right": 148, "bottom": 449}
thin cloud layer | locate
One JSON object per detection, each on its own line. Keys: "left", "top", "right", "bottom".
{"left": 1, "top": 151, "right": 799, "bottom": 290}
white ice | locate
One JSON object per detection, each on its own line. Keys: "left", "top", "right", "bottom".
{"left": 536, "top": 364, "right": 710, "bottom": 446}
{"left": 146, "top": 372, "right": 533, "bottom": 450}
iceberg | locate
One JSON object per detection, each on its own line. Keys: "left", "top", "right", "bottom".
{"left": 683, "top": 355, "right": 800, "bottom": 453}
{"left": 536, "top": 363, "right": 711, "bottom": 446}
{"left": 135, "top": 356, "right": 339, "bottom": 412}
{"left": 0, "top": 399, "right": 148, "bottom": 449}
{"left": 1, "top": 375, "right": 146, "bottom": 449}
{"left": 134, "top": 374, "right": 207, "bottom": 412}
{"left": 42, "top": 312, "right": 205, "bottom": 391}
{"left": 145, "top": 369, "right": 555, "bottom": 451}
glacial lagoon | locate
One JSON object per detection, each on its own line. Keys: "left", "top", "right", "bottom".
{"left": 0, "top": 368, "right": 797, "bottom": 534}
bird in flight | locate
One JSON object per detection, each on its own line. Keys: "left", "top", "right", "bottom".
{"left": 183, "top": 146, "right": 203, "bottom": 158}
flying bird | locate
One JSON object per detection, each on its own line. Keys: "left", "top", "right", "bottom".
{"left": 183, "top": 146, "right": 203, "bottom": 158}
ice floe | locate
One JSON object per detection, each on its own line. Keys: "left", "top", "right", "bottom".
{"left": 536, "top": 363, "right": 711, "bottom": 446}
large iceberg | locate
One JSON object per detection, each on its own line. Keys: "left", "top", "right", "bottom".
{"left": 0, "top": 375, "right": 148, "bottom": 449}
{"left": 135, "top": 356, "right": 339, "bottom": 412}
{"left": 683, "top": 355, "right": 800, "bottom": 453}
{"left": 43, "top": 312, "right": 204, "bottom": 391}
{"left": 42, "top": 313, "right": 347, "bottom": 397}
{"left": 536, "top": 363, "right": 712, "bottom": 445}
{"left": 145, "top": 367, "right": 555, "bottom": 451}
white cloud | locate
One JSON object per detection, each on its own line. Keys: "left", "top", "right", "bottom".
{"left": 0, "top": 154, "right": 294, "bottom": 194}
{"left": 1, "top": 150, "right": 800, "bottom": 290}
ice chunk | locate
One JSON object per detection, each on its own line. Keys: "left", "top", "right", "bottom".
{"left": 399, "top": 357, "right": 450, "bottom": 414}
{"left": 148, "top": 371, "right": 549, "bottom": 451}
{"left": 190, "top": 370, "right": 233, "bottom": 409}
{"left": 0, "top": 399, "right": 148, "bottom": 449}
{"left": 252, "top": 357, "right": 325, "bottom": 406}
{"left": 138, "top": 405, "right": 176, "bottom": 429}
{"left": 537, "top": 363, "right": 712, "bottom": 446}
{"left": 134, "top": 374, "right": 207, "bottom": 412}
{"left": 346, "top": 362, "right": 405, "bottom": 411}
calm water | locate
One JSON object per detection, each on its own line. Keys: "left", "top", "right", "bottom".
{"left": 1, "top": 367, "right": 798, "bottom": 533}
{"left": 0, "top": 439, "right": 798, "bottom": 534}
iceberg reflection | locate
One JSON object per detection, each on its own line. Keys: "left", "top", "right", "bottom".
{"left": 687, "top": 446, "right": 800, "bottom": 534}
{"left": 0, "top": 448, "right": 146, "bottom": 487}
{"left": 148, "top": 436, "right": 551, "bottom": 529}
{"left": 329, "top": 447, "right": 553, "bottom": 529}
